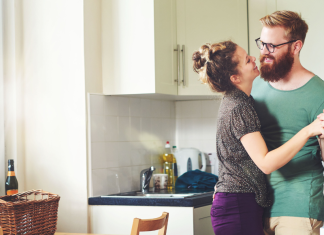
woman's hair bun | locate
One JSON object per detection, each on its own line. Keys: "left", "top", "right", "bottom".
{"left": 192, "top": 50, "right": 207, "bottom": 73}
{"left": 199, "top": 44, "right": 211, "bottom": 61}
{"left": 211, "top": 44, "right": 226, "bottom": 54}
{"left": 192, "top": 51, "right": 202, "bottom": 62}
{"left": 192, "top": 40, "right": 238, "bottom": 93}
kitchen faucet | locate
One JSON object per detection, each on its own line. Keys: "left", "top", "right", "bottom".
{"left": 140, "top": 166, "right": 155, "bottom": 192}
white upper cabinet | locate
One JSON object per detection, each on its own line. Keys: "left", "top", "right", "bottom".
{"left": 101, "top": 0, "right": 248, "bottom": 96}
{"left": 102, "top": 0, "right": 178, "bottom": 95}
{"left": 176, "top": 0, "right": 248, "bottom": 96}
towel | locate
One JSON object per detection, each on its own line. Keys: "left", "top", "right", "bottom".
{"left": 175, "top": 170, "right": 218, "bottom": 189}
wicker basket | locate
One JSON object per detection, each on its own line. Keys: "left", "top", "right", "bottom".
{"left": 0, "top": 189, "right": 60, "bottom": 235}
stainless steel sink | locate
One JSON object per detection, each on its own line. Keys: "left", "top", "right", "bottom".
{"left": 137, "top": 193, "right": 197, "bottom": 198}
{"left": 101, "top": 191, "right": 211, "bottom": 199}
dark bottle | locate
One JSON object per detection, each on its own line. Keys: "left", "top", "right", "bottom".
{"left": 5, "top": 159, "right": 18, "bottom": 195}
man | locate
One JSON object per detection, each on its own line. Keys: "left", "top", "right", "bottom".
{"left": 251, "top": 10, "right": 324, "bottom": 235}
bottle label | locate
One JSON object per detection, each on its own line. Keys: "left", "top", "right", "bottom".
{"left": 7, "top": 171, "right": 15, "bottom": 176}
{"left": 6, "top": 189, "right": 18, "bottom": 195}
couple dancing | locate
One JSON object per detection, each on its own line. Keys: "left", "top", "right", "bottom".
{"left": 192, "top": 10, "right": 324, "bottom": 235}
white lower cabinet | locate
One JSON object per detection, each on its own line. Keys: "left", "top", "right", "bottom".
{"left": 193, "top": 205, "right": 214, "bottom": 235}
{"left": 90, "top": 205, "right": 214, "bottom": 235}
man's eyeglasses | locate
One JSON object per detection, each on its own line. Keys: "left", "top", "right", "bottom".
{"left": 255, "top": 38, "right": 298, "bottom": 53}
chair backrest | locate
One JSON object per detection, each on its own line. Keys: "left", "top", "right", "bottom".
{"left": 130, "top": 212, "right": 169, "bottom": 235}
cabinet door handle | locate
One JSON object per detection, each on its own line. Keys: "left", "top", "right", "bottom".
{"left": 174, "top": 45, "right": 180, "bottom": 86}
{"left": 181, "top": 45, "right": 185, "bottom": 86}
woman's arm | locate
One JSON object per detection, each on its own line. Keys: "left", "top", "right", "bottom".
{"left": 318, "top": 110, "right": 324, "bottom": 161}
{"left": 241, "top": 114, "right": 324, "bottom": 174}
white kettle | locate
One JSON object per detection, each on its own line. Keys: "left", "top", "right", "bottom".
{"left": 174, "top": 148, "right": 206, "bottom": 177}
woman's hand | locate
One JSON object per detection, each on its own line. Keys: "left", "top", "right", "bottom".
{"left": 213, "top": 185, "right": 217, "bottom": 201}
{"left": 317, "top": 110, "right": 324, "bottom": 161}
{"left": 307, "top": 113, "right": 324, "bottom": 137}
{"left": 317, "top": 110, "right": 324, "bottom": 138}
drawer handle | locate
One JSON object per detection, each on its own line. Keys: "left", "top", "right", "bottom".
{"left": 181, "top": 45, "right": 185, "bottom": 86}
{"left": 174, "top": 45, "right": 180, "bottom": 86}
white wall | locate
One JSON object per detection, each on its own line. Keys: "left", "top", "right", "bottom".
{"left": 0, "top": 0, "right": 5, "bottom": 196}
{"left": 3, "top": 0, "right": 23, "bottom": 192}
{"left": 3, "top": 0, "right": 88, "bottom": 233}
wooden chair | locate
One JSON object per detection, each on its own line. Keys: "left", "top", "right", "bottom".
{"left": 130, "top": 212, "right": 169, "bottom": 235}
{"left": 0, "top": 227, "right": 3, "bottom": 235}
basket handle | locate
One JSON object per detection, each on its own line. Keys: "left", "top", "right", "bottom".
{"left": 0, "top": 199, "right": 9, "bottom": 204}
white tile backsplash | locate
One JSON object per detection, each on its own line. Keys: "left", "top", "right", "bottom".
{"left": 117, "top": 97, "right": 130, "bottom": 116}
{"left": 116, "top": 142, "right": 132, "bottom": 167}
{"left": 92, "top": 169, "right": 111, "bottom": 196}
{"left": 90, "top": 95, "right": 104, "bottom": 115}
{"left": 182, "top": 101, "right": 202, "bottom": 118}
{"left": 130, "top": 142, "right": 151, "bottom": 166}
{"left": 130, "top": 117, "right": 141, "bottom": 141}
{"left": 160, "top": 101, "right": 171, "bottom": 118}
{"left": 105, "top": 116, "right": 118, "bottom": 141}
{"left": 150, "top": 100, "right": 161, "bottom": 118}
{"left": 89, "top": 95, "right": 221, "bottom": 196}
{"left": 150, "top": 118, "right": 162, "bottom": 140}
{"left": 140, "top": 99, "right": 151, "bottom": 118}
{"left": 129, "top": 142, "right": 143, "bottom": 166}
{"left": 175, "top": 101, "right": 183, "bottom": 119}
{"left": 118, "top": 167, "right": 133, "bottom": 193}
{"left": 91, "top": 142, "right": 106, "bottom": 169}
{"left": 130, "top": 98, "right": 142, "bottom": 117}
{"left": 177, "top": 139, "right": 205, "bottom": 151}
{"left": 91, "top": 142, "right": 120, "bottom": 170}
{"left": 170, "top": 101, "right": 176, "bottom": 118}
{"left": 202, "top": 118, "right": 217, "bottom": 140}
{"left": 105, "top": 142, "right": 120, "bottom": 168}
{"left": 90, "top": 115, "right": 106, "bottom": 142}
{"left": 201, "top": 139, "right": 217, "bottom": 153}
{"left": 91, "top": 142, "right": 107, "bottom": 169}
{"left": 118, "top": 117, "right": 131, "bottom": 141}
{"left": 201, "top": 99, "right": 221, "bottom": 118}
{"left": 106, "top": 168, "right": 122, "bottom": 194}
{"left": 104, "top": 96, "right": 119, "bottom": 116}
{"left": 140, "top": 117, "right": 151, "bottom": 138}
{"left": 175, "top": 99, "right": 221, "bottom": 153}
{"left": 131, "top": 166, "right": 144, "bottom": 191}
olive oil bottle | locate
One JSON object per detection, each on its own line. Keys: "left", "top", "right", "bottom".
{"left": 5, "top": 159, "right": 18, "bottom": 195}
{"left": 162, "top": 141, "right": 178, "bottom": 189}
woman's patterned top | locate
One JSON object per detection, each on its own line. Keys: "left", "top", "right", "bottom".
{"left": 215, "top": 87, "right": 272, "bottom": 208}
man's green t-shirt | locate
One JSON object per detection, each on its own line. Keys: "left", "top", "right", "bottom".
{"left": 251, "top": 75, "right": 324, "bottom": 220}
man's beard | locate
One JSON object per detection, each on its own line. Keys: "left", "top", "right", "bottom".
{"left": 259, "top": 47, "right": 294, "bottom": 82}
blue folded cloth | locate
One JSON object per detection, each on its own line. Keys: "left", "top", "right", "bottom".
{"left": 175, "top": 170, "right": 218, "bottom": 189}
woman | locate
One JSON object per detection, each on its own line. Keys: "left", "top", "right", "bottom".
{"left": 192, "top": 41, "right": 324, "bottom": 235}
